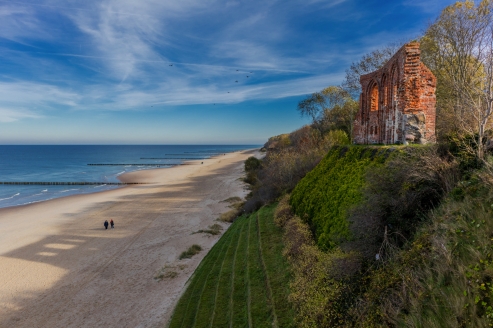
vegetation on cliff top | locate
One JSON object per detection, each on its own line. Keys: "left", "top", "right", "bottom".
{"left": 290, "top": 146, "right": 390, "bottom": 250}
{"left": 282, "top": 143, "right": 464, "bottom": 326}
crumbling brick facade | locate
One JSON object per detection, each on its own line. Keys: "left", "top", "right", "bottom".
{"left": 353, "top": 42, "right": 437, "bottom": 144}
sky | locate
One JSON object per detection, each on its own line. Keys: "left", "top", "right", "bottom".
{"left": 0, "top": 0, "right": 457, "bottom": 145}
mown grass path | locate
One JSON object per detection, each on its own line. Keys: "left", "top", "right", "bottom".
{"left": 168, "top": 205, "right": 294, "bottom": 328}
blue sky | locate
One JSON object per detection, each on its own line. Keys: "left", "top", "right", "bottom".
{"left": 0, "top": 0, "right": 455, "bottom": 144}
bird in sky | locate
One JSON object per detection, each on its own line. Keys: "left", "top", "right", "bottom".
{"left": 235, "top": 80, "right": 238, "bottom": 83}
{"left": 246, "top": 76, "right": 249, "bottom": 78}
{"left": 169, "top": 64, "right": 173, "bottom": 66}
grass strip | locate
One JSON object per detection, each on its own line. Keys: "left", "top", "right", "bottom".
{"left": 247, "top": 211, "right": 273, "bottom": 326}
{"left": 168, "top": 207, "right": 294, "bottom": 328}
{"left": 231, "top": 215, "right": 250, "bottom": 327}
{"left": 169, "top": 221, "right": 239, "bottom": 328}
{"left": 255, "top": 211, "right": 279, "bottom": 328}
{"left": 193, "top": 226, "right": 237, "bottom": 328}
{"left": 257, "top": 205, "right": 295, "bottom": 328}
{"left": 203, "top": 218, "right": 244, "bottom": 327}
{"left": 210, "top": 217, "right": 246, "bottom": 327}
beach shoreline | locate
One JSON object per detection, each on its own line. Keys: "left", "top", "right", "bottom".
{"left": 0, "top": 149, "right": 258, "bottom": 327}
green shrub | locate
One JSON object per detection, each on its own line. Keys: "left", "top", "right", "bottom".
{"left": 179, "top": 244, "right": 202, "bottom": 260}
{"left": 354, "top": 173, "right": 493, "bottom": 327}
{"left": 245, "top": 156, "right": 261, "bottom": 172}
{"left": 290, "top": 146, "right": 390, "bottom": 250}
{"left": 281, "top": 212, "right": 361, "bottom": 327}
{"left": 274, "top": 194, "right": 293, "bottom": 227}
{"left": 193, "top": 224, "right": 223, "bottom": 235}
{"left": 347, "top": 145, "right": 460, "bottom": 258}
{"left": 323, "top": 129, "right": 350, "bottom": 146}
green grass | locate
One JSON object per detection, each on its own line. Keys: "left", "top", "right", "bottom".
{"left": 168, "top": 205, "right": 294, "bottom": 328}
{"left": 290, "top": 145, "right": 392, "bottom": 250}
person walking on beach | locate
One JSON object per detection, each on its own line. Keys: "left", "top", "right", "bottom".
{"left": 104, "top": 220, "right": 109, "bottom": 229}
{"left": 110, "top": 219, "right": 114, "bottom": 229}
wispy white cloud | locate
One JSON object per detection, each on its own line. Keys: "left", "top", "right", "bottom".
{"left": 0, "top": 4, "right": 50, "bottom": 44}
{"left": 303, "top": 0, "right": 348, "bottom": 8}
{"left": 0, "top": 0, "right": 450, "bottom": 119}
{"left": 84, "top": 72, "right": 345, "bottom": 108}
{"left": 0, "top": 81, "right": 80, "bottom": 122}
{"left": 0, "top": 71, "right": 341, "bottom": 122}
{"left": 64, "top": 0, "right": 217, "bottom": 82}
{"left": 0, "top": 107, "right": 41, "bottom": 122}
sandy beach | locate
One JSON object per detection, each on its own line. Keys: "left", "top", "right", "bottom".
{"left": 0, "top": 149, "right": 257, "bottom": 328}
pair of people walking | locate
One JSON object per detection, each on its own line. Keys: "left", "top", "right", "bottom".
{"left": 104, "top": 219, "right": 115, "bottom": 229}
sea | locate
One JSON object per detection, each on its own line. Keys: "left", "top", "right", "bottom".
{"left": 0, "top": 145, "right": 258, "bottom": 209}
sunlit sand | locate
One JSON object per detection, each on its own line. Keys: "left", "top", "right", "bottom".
{"left": 0, "top": 150, "right": 256, "bottom": 327}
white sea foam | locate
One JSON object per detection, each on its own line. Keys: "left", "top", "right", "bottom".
{"left": 0, "top": 193, "right": 20, "bottom": 201}
{"left": 21, "top": 197, "right": 56, "bottom": 206}
{"left": 60, "top": 189, "right": 78, "bottom": 193}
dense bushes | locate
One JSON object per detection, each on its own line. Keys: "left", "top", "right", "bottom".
{"left": 354, "top": 173, "right": 493, "bottom": 327}
{"left": 347, "top": 145, "right": 460, "bottom": 258}
{"left": 290, "top": 145, "right": 460, "bottom": 254}
{"left": 274, "top": 144, "right": 465, "bottom": 327}
{"left": 276, "top": 196, "right": 363, "bottom": 327}
{"left": 290, "top": 146, "right": 391, "bottom": 250}
{"left": 243, "top": 126, "right": 349, "bottom": 213}
{"left": 243, "top": 156, "right": 261, "bottom": 185}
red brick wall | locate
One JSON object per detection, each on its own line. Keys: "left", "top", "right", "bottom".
{"left": 353, "top": 42, "right": 436, "bottom": 144}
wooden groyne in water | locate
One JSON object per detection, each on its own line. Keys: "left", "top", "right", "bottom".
{"left": 165, "top": 153, "right": 224, "bottom": 155}
{"left": 87, "top": 163, "right": 193, "bottom": 166}
{"left": 0, "top": 182, "right": 146, "bottom": 185}
{"left": 139, "top": 158, "right": 206, "bottom": 160}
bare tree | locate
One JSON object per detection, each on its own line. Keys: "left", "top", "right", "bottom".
{"left": 422, "top": 0, "right": 493, "bottom": 160}
{"left": 297, "top": 86, "right": 358, "bottom": 138}
{"left": 342, "top": 42, "right": 404, "bottom": 98}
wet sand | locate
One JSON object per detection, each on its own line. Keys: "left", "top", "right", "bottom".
{"left": 0, "top": 149, "right": 257, "bottom": 327}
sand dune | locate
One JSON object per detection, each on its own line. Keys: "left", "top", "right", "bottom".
{"left": 0, "top": 150, "right": 256, "bottom": 327}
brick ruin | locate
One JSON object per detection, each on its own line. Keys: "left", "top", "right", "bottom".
{"left": 352, "top": 42, "right": 437, "bottom": 145}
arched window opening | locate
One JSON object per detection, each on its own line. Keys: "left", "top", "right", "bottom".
{"left": 390, "top": 65, "right": 398, "bottom": 106}
{"left": 381, "top": 74, "right": 388, "bottom": 107}
{"left": 370, "top": 83, "right": 379, "bottom": 111}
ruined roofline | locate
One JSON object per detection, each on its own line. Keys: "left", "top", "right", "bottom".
{"left": 359, "top": 41, "right": 421, "bottom": 83}
{"left": 352, "top": 40, "right": 437, "bottom": 145}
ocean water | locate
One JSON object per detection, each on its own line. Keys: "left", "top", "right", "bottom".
{"left": 0, "top": 145, "right": 257, "bottom": 209}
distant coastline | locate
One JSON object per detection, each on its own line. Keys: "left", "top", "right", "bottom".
{"left": 0, "top": 145, "right": 258, "bottom": 209}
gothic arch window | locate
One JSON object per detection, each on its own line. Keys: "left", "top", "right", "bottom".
{"left": 390, "top": 64, "right": 398, "bottom": 105}
{"left": 381, "top": 74, "right": 388, "bottom": 107}
{"left": 370, "top": 82, "right": 379, "bottom": 112}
